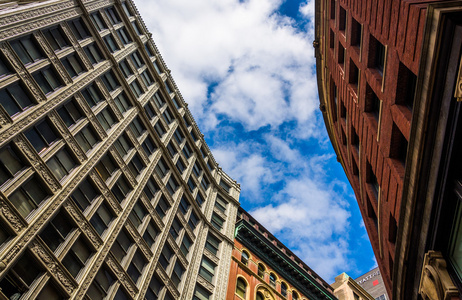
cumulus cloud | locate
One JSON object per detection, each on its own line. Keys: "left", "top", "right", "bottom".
{"left": 138, "top": 0, "right": 319, "bottom": 133}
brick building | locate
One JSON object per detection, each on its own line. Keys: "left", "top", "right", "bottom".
{"left": 315, "top": 0, "right": 462, "bottom": 299}
{"left": 226, "top": 207, "right": 336, "bottom": 300}
{"left": 0, "top": 0, "right": 240, "bottom": 299}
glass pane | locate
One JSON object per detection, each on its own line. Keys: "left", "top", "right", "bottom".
{"left": 23, "top": 178, "right": 47, "bottom": 205}
{"left": 36, "top": 120, "right": 57, "bottom": 145}
{"left": 47, "top": 156, "right": 66, "bottom": 180}
{"left": 10, "top": 189, "right": 35, "bottom": 217}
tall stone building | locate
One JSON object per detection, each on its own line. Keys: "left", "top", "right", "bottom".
{"left": 315, "top": 0, "right": 462, "bottom": 299}
{"left": 227, "top": 207, "right": 337, "bottom": 300}
{"left": 0, "top": 0, "right": 240, "bottom": 299}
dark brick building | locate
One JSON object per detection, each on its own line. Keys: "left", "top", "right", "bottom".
{"left": 315, "top": 1, "right": 462, "bottom": 299}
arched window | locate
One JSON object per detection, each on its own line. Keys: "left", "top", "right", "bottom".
{"left": 281, "top": 282, "right": 288, "bottom": 297}
{"left": 269, "top": 273, "right": 276, "bottom": 287}
{"left": 293, "top": 291, "right": 299, "bottom": 300}
{"left": 236, "top": 277, "right": 247, "bottom": 298}
{"left": 256, "top": 292, "right": 264, "bottom": 300}
{"left": 241, "top": 251, "right": 249, "bottom": 266}
{"left": 258, "top": 263, "right": 265, "bottom": 278}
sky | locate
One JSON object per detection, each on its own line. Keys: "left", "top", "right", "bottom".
{"left": 135, "top": 0, "right": 376, "bottom": 283}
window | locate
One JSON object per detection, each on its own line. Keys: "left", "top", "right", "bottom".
{"left": 155, "top": 196, "right": 170, "bottom": 219}
{"left": 114, "top": 288, "right": 130, "bottom": 300}
{"left": 195, "top": 192, "right": 204, "bottom": 207}
{"left": 211, "top": 213, "right": 225, "bottom": 231}
{"left": 103, "top": 34, "right": 119, "bottom": 53}
{"left": 10, "top": 35, "right": 43, "bottom": 64}
{"left": 155, "top": 158, "right": 169, "bottom": 178}
{"left": 192, "top": 163, "right": 202, "bottom": 177}
{"left": 142, "top": 221, "right": 159, "bottom": 248}
{"left": 90, "top": 202, "right": 114, "bottom": 235}
{"left": 172, "top": 97, "right": 181, "bottom": 109}
{"left": 144, "top": 102, "right": 156, "bottom": 120}
{"left": 171, "top": 262, "right": 185, "bottom": 288}
{"left": 0, "top": 251, "right": 44, "bottom": 299}
{"left": 365, "top": 84, "right": 381, "bottom": 123}
{"left": 81, "top": 83, "right": 103, "bottom": 108}
{"left": 201, "top": 177, "right": 209, "bottom": 191}
{"left": 194, "top": 285, "right": 211, "bottom": 300}
{"left": 42, "top": 26, "right": 69, "bottom": 51}
{"left": 86, "top": 266, "right": 115, "bottom": 299}
{"left": 349, "top": 59, "right": 359, "bottom": 88}
{"left": 153, "top": 61, "right": 163, "bottom": 75}
{"left": 75, "top": 125, "right": 99, "bottom": 153}
{"left": 130, "top": 79, "right": 143, "bottom": 97}
{"left": 122, "top": 2, "right": 133, "bottom": 16}
{"left": 339, "top": 6, "right": 346, "bottom": 31}
{"left": 158, "top": 244, "right": 173, "bottom": 270}
{"left": 111, "top": 175, "right": 132, "bottom": 203}
{"left": 169, "top": 217, "right": 182, "bottom": 240}
{"left": 214, "top": 196, "right": 227, "bottom": 214}
{"left": 182, "top": 143, "right": 192, "bottom": 159}
{"left": 143, "top": 177, "right": 159, "bottom": 201}
{"left": 367, "top": 162, "right": 379, "bottom": 200}
{"left": 40, "top": 209, "right": 74, "bottom": 252}
{"left": 187, "top": 177, "right": 196, "bottom": 193}
{"left": 173, "top": 129, "right": 185, "bottom": 144}
{"left": 33, "top": 67, "right": 63, "bottom": 94}
{"left": 219, "top": 180, "right": 230, "bottom": 193}
{"left": 114, "top": 92, "right": 132, "bottom": 114}
{"left": 140, "top": 70, "right": 153, "bottom": 86}
{"left": 163, "top": 108, "right": 174, "bottom": 125}
{"left": 199, "top": 257, "right": 215, "bottom": 283}
{"left": 153, "top": 92, "right": 165, "bottom": 108}
{"left": 351, "top": 17, "right": 362, "bottom": 48}
{"left": 128, "top": 200, "right": 148, "bottom": 228}
{"left": 180, "top": 235, "right": 192, "bottom": 257}
{"left": 46, "top": 148, "right": 78, "bottom": 181}
{"left": 132, "top": 22, "right": 142, "bottom": 35}
{"left": 338, "top": 42, "right": 345, "bottom": 67}
{"left": 207, "top": 160, "right": 214, "bottom": 172}
{"left": 129, "top": 117, "right": 146, "bottom": 138}
{"left": 62, "top": 237, "right": 93, "bottom": 278}
{"left": 37, "top": 281, "right": 64, "bottom": 299}
{"left": 188, "top": 211, "right": 199, "bottom": 231}
{"left": 236, "top": 278, "right": 247, "bottom": 298}
{"left": 111, "top": 229, "right": 133, "bottom": 263}
{"left": 116, "top": 28, "right": 131, "bottom": 45}
{"left": 68, "top": 18, "right": 90, "bottom": 40}
{"left": 166, "top": 176, "right": 179, "bottom": 195}
{"left": 0, "top": 83, "right": 34, "bottom": 117}
{"left": 90, "top": 12, "right": 107, "bottom": 31}
{"left": 176, "top": 158, "right": 186, "bottom": 174}
{"left": 369, "top": 34, "right": 386, "bottom": 74}
{"left": 241, "top": 251, "right": 249, "bottom": 266}
{"left": 127, "top": 250, "right": 146, "bottom": 284}
{"left": 165, "top": 81, "right": 173, "bottom": 94}
{"left": 330, "top": 0, "right": 335, "bottom": 19}
{"left": 0, "top": 143, "right": 27, "bottom": 186}
{"left": 70, "top": 178, "right": 100, "bottom": 212}
{"left": 101, "top": 71, "right": 120, "bottom": 92}
{"left": 258, "top": 263, "right": 265, "bottom": 278}
{"left": 144, "top": 43, "right": 153, "bottom": 57}
{"left": 113, "top": 134, "right": 133, "bottom": 158}
{"left": 119, "top": 59, "right": 133, "bottom": 78}
{"left": 390, "top": 123, "right": 408, "bottom": 167}
{"left": 293, "top": 292, "right": 300, "bottom": 300}
{"left": 61, "top": 54, "right": 84, "bottom": 78}
{"left": 25, "top": 119, "right": 58, "bottom": 153}
{"left": 57, "top": 99, "right": 83, "bottom": 128}
{"left": 95, "top": 154, "right": 118, "bottom": 182}
{"left": 145, "top": 275, "right": 164, "bottom": 299}
{"left": 396, "top": 62, "right": 417, "bottom": 110}
{"left": 281, "top": 282, "right": 288, "bottom": 297}
{"left": 179, "top": 196, "right": 190, "bottom": 215}
{"left": 154, "top": 121, "right": 166, "bottom": 138}
{"left": 97, "top": 108, "right": 117, "bottom": 131}
{"left": 84, "top": 43, "right": 104, "bottom": 65}
{"left": 130, "top": 51, "right": 144, "bottom": 68}
{"left": 105, "top": 7, "right": 121, "bottom": 25}
{"left": 269, "top": 273, "right": 276, "bottom": 287}
{"left": 127, "top": 153, "right": 145, "bottom": 178}
{"left": 205, "top": 234, "right": 220, "bottom": 255}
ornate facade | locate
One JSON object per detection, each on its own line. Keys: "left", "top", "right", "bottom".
{"left": 226, "top": 207, "right": 336, "bottom": 300}
{"left": 315, "top": 0, "right": 462, "bottom": 299}
{"left": 0, "top": 0, "right": 240, "bottom": 299}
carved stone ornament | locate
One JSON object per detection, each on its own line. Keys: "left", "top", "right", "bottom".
{"left": 419, "top": 251, "right": 459, "bottom": 300}
{"left": 106, "top": 255, "right": 137, "bottom": 297}
{"left": 455, "top": 55, "right": 462, "bottom": 101}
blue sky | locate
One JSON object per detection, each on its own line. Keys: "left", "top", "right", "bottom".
{"left": 136, "top": 0, "right": 376, "bottom": 282}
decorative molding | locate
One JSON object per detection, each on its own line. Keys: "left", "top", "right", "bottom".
{"left": 29, "top": 239, "right": 77, "bottom": 294}
{"left": 63, "top": 200, "right": 103, "bottom": 248}
{"left": 0, "top": 193, "right": 26, "bottom": 232}
{"left": 196, "top": 274, "right": 214, "bottom": 293}
{"left": 0, "top": 1, "right": 75, "bottom": 27}
{"left": 456, "top": 55, "right": 462, "bottom": 101}
{"left": 106, "top": 254, "right": 138, "bottom": 297}
{"left": 84, "top": 0, "right": 112, "bottom": 12}
{"left": 419, "top": 251, "right": 459, "bottom": 300}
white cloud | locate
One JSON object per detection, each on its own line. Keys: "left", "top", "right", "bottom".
{"left": 137, "top": 0, "right": 319, "bottom": 134}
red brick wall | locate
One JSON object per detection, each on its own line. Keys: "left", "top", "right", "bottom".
{"left": 322, "top": 0, "right": 440, "bottom": 296}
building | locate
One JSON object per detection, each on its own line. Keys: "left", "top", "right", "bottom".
{"left": 355, "top": 267, "right": 388, "bottom": 300}
{"left": 227, "top": 207, "right": 337, "bottom": 300}
{"left": 0, "top": 0, "right": 240, "bottom": 299}
{"left": 315, "top": 0, "right": 462, "bottom": 299}
{"left": 331, "top": 273, "right": 373, "bottom": 300}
